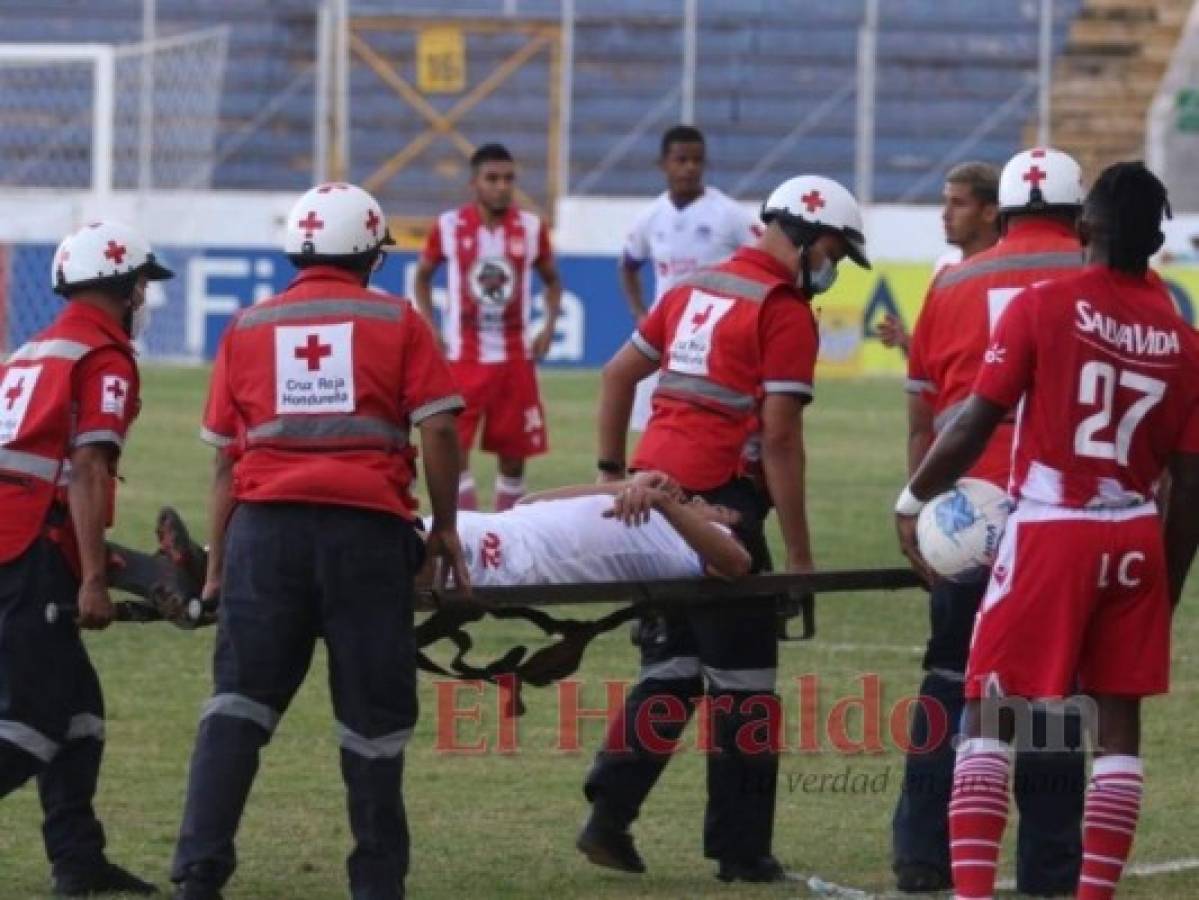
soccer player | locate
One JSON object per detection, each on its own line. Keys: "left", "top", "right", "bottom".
{"left": 877, "top": 162, "right": 1000, "bottom": 353}
{"left": 414, "top": 143, "right": 563, "bottom": 511}
{"left": 891, "top": 148, "right": 1089, "bottom": 895}
{"left": 894, "top": 161, "right": 1199, "bottom": 900}
{"left": 619, "top": 125, "right": 761, "bottom": 429}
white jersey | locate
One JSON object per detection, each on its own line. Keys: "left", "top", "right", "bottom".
{"left": 429, "top": 495, "right": 708, "bottom": 587}
{"left": 622, "top": 186, "right": 760, "bottom": 304}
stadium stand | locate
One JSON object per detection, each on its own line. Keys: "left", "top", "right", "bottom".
{"left": 0, "top": 0, "right": 1085, "bottom": 209}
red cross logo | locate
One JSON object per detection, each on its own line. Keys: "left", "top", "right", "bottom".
{"left": 316, "top": 182, "right": 350, "bottom": 193}
{"left": 104, "top": 240, "right": 127, "bottom": 265}
{"left": 801, "top": 190, "right": 825, "bottom": 214}
{"left": 690, "top": 304, "right": 714, "bottom": 331}
{"left": 1023, "top": 165, "right": 1047, "bottom": 189}
{"left": 4, "top": 377, "right": 24, "bottom": 411}
{"left": 105, "top": 379, "right": 126, "bottom": 403}
{"left": 297, "top": 211, "right": 325, "bottom": 238}
{"left": 294, "top": 334, "right": 332, "bottom": 371}
{"left": 365, "top": 209, "right": 380, "bottom": 236}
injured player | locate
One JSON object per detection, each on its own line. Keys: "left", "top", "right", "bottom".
{"left": 102, "top": 471, "right": 752, "bottom": 624}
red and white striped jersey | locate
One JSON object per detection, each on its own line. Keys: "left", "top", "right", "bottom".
{"left": 422, "top": 203, "right": 553, "bottom": 364}
{"left": 975, "top": 265, "right": 1199, "bottom": 508}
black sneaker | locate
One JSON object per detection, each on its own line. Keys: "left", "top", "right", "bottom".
{"left": 715, "top": 855, "right": 788, "bottom": 883}
{"left": 895, "top": 861, "right": 952, "bottom": 893}
{"left": 576, "top": 811, "right": 646, "bottom": 874}
{"left": 52, "top": 860, "right": 159, "bottom": 896}
{"left": 171, "top": 880, "right": 223, "bottom": 900}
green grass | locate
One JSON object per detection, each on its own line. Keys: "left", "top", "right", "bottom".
{"left": 3, "top": 369, "right": 1198, "bottom": 899}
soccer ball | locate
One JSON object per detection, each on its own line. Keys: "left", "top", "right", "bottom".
{"left": 916, "top": 478, "right": 1011, "bottom": 581}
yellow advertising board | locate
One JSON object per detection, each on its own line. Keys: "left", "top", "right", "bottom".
{"left": 416, "top": 26, "right": 466, "bottom": 94}
{"left": 814, "top": 263, "right": 1199, "bottom": 378}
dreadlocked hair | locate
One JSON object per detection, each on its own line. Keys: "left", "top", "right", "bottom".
{"left": 1085, "top": 161, "right": 1172, "bottom": 275}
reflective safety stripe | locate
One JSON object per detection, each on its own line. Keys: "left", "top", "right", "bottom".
{"left": 933, "top": 399, "right": 968, "bottom": 433}
{"left": 681, "top": 270, "right": 770, "bottom": 302}
{"left": 199, "top": 426, "right": 234, "bottom": 448}
{"left": 930, "top": 668, "right": 965, "bottom": 685}
{"left": 934, "top": 251, "right": 1082, "bottom": 289}
{"left": 906, "top": 378, "right": 935, "bottom": 395}
{"left": 337, "top": 722, "right": 413, "bottom": 759}
{"left": 763, "top": 380, "right": 812, "bottom": 397}
{"left": 0, "top": 719, "right": 59, "bottom": 762}
{"left": 637, "top": 655, "right": 702, "bottom": 683}
{"left": 655, "top": 371, "right": 755, "bottom": 415}
{"left": 236, "top": 299, "right": 404, "bottom": 328}
{"left": 65, "top": 713, "right": 106, "bottom": 742}
{"left": 74, "top": 430, "right": 124, "bottom": 449}
{"left": 246, "top": 415, "right": 410, "bottom": 447}
{"left": 410, "top": 393, "right": 465, "bottom": 425}
{"left": 0, "top": 447, "right": 61, "bottom": 483}
{"left": 702, "top": 665, "right": 778, "bottom": 692}
{"left": 201, "top": 693, "right": 281, "bottom": 733}
{"left": 6, "top": 339, "right": 93, "bottom": 364}
{"left": 630, "top": 332, "right": 661, "bottom": 362}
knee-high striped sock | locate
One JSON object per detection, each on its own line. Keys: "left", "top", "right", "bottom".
{"left": 494, "top": 474, "right": 526, "bottom": 512}
{"left": 458, "top": 472, "right": 478, "bottom": 511}
{"left": 949, "top": 737, "right": 1011, "bottom": 900}
{"left": 1078, "top": 755, "right": 1143, "bottom": 900}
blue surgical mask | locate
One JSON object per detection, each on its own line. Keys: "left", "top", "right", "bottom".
{"left": 801, "top": 253, "right": 838, "bottom": 295}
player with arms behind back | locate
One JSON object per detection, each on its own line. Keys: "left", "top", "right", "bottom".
{"left": 894, "top": 162, "right": 1199, "bottom": 900}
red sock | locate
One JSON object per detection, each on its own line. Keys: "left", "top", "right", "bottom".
{"left": 949, "top": 737, "right": 1011, "bottom": 900}
{"left": 458, "top": 473, "right": 478, "bottom": 511}
{"left": 1077, "top": 755, "right": 1143, "bottom": 900}
{"left": 494, "top": 475, "right": 526, "bottom": 512}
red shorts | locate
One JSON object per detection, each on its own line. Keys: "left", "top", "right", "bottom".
{"left": 448, "top": 359, "right": 548, "bottom": 460}
{"left": 965, "top": 502, "right": 1171, "bottom": 701}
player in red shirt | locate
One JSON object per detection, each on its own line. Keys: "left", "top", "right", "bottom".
{"left": 894, "top": 162, "right": 1199, "bottom": 900}
{"left": 0, "top": 221, "right": 171, "bottom": 896}
{"left": 414, "top": 143, "right": 563, "bottom": 512}
{"left": 893, "top": 150, "right": 1087, "bottom": 895}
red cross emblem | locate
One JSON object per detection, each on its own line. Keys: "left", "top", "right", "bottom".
{"left": 690, "top": 304, "right": 714, "bottom": 331}
{"left": 4, "top": 377, "right": 24, "bottom": 411}
{"left": 296, "top": 211, "right": 325, "bottom": 238}
{"left": 105, "top": 379, "right": 126, "bottom": 402}
{"left": 365, "top": 209, "right": 380, "bottom": 236}
{"left": 1023, "top": 165, "right": 1047, "bottom": 189}
{"left": 316, "top": 182, "right": 350, "bottom": 193}
{"left": 104, "top": 240, "right": 127, "bottom": 265}
{"left": 294, "top": 334, "right": 332, "bottom": 371}
{"left": 801, "top": 190, "right": 825, "bottom": 214}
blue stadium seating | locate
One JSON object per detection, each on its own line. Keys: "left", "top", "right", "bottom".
{"left": 0, "top": 0, "right": 1082, "bottom": 207}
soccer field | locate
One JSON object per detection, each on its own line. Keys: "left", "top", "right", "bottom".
{"left": 3, "top": 368, "right": 1198, "bottom": 899}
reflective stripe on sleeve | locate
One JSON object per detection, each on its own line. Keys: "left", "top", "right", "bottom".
{"left": 410, "top": 394, "right": 466, "bottom": 425}
{"left": 0, "top": 719, "right": 59, "bottom": 762}
{"left": 337, "top": 722, "right": 414, "bottom": 759}
{"left": 200, "top": 693, "right": 281, "bottom": 734}
{"left": 630, "top": 332, "right": 661, "bottom": 362}
{"left": 702, "top": 665, "right": 778, "bottom": 692}
{"left": 73, "top": 429, "right": 124, "bottom": 449}
{"left": 199, "top": 427, "right": 234, "bottom": 448}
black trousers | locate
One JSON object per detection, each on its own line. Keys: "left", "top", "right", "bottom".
{"left": 0, "top": 537, "right": 108, "bottom": 875}
{"left": 172, "top": 503, "right": 424, "bottom": 900}
{"left": 891, "top": 577, "right": 1085, "bottom": 893}
{"left": 584, "top": 477, "right": 781, "bottom": 863}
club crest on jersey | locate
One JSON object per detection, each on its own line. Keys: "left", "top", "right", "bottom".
{"left": 469, "top": 257, "right": 516, "bottom": 307}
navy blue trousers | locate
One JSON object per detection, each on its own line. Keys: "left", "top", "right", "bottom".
{"left": 172, "top": 503, "right": 423, "bottom": 900}
{"left": 0, "top": 537, "right": 108, "bottom": 876}
{"left": 891, "top": 577, "right": 1085, "bottom": 893}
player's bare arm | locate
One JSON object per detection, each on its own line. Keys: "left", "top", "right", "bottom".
{"left": 618, "top": 259, "right": 648, "bottom": 324}
{"left": 596, "top": 343, "right": 657, "bottom": 481}
{"left": 895, "top": 394, "right": 1007, "bottom": 579}
{"left": 419, "top": 409, "right": 471, "bottom": 593}
{"left": 202, "top": 450, "right": 235, "bottom": 602}
{"left": 69, "top": 443, "right": 118, "bottom": 629}
{"left": 519, "top": 470, "right": 681, "bottom": 506}
{"left": 412, "top": 255, "right": 440, "bottom": 326}
{"left": 761, "top": 393, "right": 812, "bottom": 572}
{"left": 906, "top": 391, "right": 935, "bottom": 476}
{"left": 1164, "top": 451, "right": 1199, "bottom": 609}
{"left": 532, "top": 256, "right": 562, "bottom": 359}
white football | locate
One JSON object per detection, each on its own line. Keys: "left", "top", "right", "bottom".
{"left": 916, "top": 478, "right": 1011, "bottom": 581}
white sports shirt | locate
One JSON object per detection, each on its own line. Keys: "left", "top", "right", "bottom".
{"left": 433, "top": 495, "right": 709, "bottom": 587}
{"left": 622, "top": 187, "right": 761, "bottom": 304}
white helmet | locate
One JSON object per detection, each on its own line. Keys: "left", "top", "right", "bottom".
{"left": 51, "top": 220, "right": 173, "bottom": 295}
{"left": 998, "top": 147, "right": 1084, "bottom": 216}
{"left": 284, "top": 182, "right": 394, "bottom": 259}
{"left": 761, "top": 175, "right": 870, "bottom": 268}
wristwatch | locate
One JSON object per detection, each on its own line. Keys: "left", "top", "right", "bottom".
{"left": 596, "top": 459, "right": 626, "bottom": 476}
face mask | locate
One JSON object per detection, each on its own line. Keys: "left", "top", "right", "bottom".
{"left": 799, "top": 248, "right": 839, "bottom": 295}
